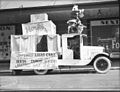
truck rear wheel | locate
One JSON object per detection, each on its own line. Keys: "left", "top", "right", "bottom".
{"left": 93, "top": 56, "right": 111, "bottom": 74}
{"left": 34, "top": 69, "right": 48, "bottom": 75}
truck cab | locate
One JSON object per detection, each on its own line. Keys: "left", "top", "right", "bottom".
{"left": 57, "top": 33, "right": 111, "bottom": 74}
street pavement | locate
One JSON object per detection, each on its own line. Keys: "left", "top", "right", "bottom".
{"left": 0, "top": 59, "right": 120, "bottom": 91}
{"left": 0, "top": 68, "right": 120, "bottom": 91}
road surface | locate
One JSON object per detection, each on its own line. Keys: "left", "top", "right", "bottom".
{"left": 0, "top": 69, "right": 120, "bottom": 91}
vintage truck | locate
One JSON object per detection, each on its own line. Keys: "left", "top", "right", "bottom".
{"left": 10, "top": 33, "right": 111, "bottom": 75}
{"left": 10, "top": 8, "right": 112, "bottom": 75}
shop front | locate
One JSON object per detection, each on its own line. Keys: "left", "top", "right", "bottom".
{"left": 90, "top": 19, "right": 119, "bottom": 58}
{"left": 0, "top": 1, "right": 119, "bottom": 62}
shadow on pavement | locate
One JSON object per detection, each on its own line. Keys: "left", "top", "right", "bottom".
{"left": 0, "top": 69, "right": 97, "bottom": 76}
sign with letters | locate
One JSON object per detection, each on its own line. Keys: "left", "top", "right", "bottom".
{"left": 0, "top": 25, "right": 15, "bottom": 60}
{"left": 90, "top": 19, "right": 119, "bottom": 26}
{"left": 10, "top": 52, "right": 58, "bottom": 69}
{"left": 91, "top": 19, "right": 119, "bottom": 58}
{"left": 22, "top": 21, "right": 56, "bottom": 35}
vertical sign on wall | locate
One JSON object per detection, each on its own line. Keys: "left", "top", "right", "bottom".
{"left": 0, "top": 25, "right": 15, "bottom": 60}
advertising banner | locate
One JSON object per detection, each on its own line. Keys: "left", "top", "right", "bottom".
{"left": 0, "top": 25, "right": 15, "bottom": 60}
{"left": 98, "top": 37, "right": 120, "bottom": 58}
{"left": 22, "top": 20, "right": 56, "bottom": 35}
{"left": 10, "top": 52, "right": 58, "bottom": 69}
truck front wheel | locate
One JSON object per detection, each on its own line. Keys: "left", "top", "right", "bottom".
{"left": 93, "top": 56, "right": 111, "bottom": 74}
{"left": 34, "top": 69, "right": 48, "bottom": 75}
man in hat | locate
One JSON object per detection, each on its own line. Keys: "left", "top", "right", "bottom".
{"left": 67, "top": 5, "right": 85, "bottom": 34}
{"left": 67, "top": 19, "right": 78, "bottom": 33}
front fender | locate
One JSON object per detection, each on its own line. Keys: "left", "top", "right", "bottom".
{"left": 91, "top": 52, "right": 111, "bottom": 62}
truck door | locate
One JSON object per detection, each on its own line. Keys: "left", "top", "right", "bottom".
{"left": 62, "top": 34, "right": 80, "bottom": 60}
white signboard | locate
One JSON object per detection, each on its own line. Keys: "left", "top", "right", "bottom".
{"left": 90, "top": 19, "right": 119, "bottom": 26}
{"left": 10, "top": 52, "right": 58, "bottom": 69}
{"left": 0, "top": 25, "right": 15, "bottom": 60}
{"left": 22, "top": 20, "right": 56, "bottom": 35}
{"left": 30, "top": 13, "right": 48, "bottom": 23}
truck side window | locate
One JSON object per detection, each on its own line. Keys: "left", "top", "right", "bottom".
{"left": 67, "top": 35, "right": 80, "bottom": 59}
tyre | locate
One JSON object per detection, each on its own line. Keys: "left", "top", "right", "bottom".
{"left": 12, "top": 70, "right": 22, "bottom": 75}
{"left": 93, "top": 56, "right": 111, "bottom": 74}
{"left": 34, "top": 69, "right": 48, "bottom": 75}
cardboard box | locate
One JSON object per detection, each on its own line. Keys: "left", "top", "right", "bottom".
{"left": 22, "top": 20, "right": 56, "bottom": 35}
{"left": 30, "top": 13, "right": 48, "bottom": 22}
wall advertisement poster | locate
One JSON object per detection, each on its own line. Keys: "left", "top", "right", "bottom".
{"left": 0, "top": 25, "right": 15, "bottom": 60}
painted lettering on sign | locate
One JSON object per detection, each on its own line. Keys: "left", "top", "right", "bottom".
{"left": 10, "top": 52, "right": 58, "bottom": 69}
{"left": 91, "top": 19, "right": 119, "bottom": 26}
{"left": 0, "top": 25, "right": 15, "bottom": 60}
{"left": 101, "top": 20, "right": 119, "bottom": 25}
{"left": 15, "top": 59, "right": 43, "bottom": 68}
{"left": 112, "top": 39, "right": 120, "bottom": 49}
{"left": 24, "top": 23, "right": 47, "bottom": 34}
{"left": 17, "top": 52, "right": 56, "bottom": 58}
{"left": 0, "top": 26, "right": 14, "bottom": 31}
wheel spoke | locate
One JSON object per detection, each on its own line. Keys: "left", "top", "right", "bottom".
{"left": 94, "top": 56, "right": 111, "bottom": 74}
{"left": 96, "top": 59, "right": 108, "bottom": 71}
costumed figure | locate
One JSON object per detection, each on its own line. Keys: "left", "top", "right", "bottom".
{"left": 67, "top": 5, "right": 86, "bottom": 34}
